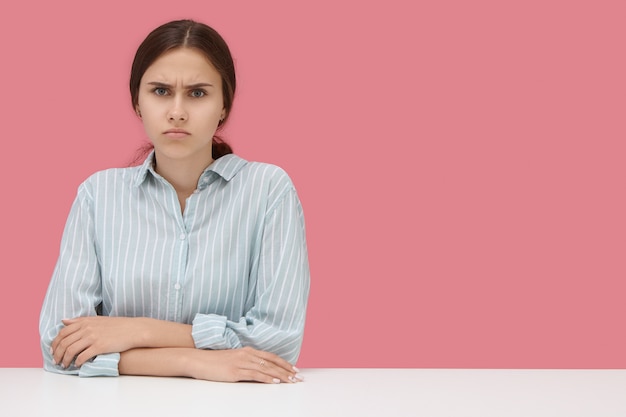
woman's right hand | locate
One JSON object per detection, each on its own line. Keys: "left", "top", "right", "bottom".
{"left": 185, "top": 346, "right": 303, "bottom": 384}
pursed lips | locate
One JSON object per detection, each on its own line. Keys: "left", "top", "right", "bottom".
{"left": 163, "top": 128, "right": 190, "bottom": 139}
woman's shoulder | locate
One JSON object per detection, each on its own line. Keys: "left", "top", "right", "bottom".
{"left": 215, "top": 155, "right": 297, "bottom": 206}
{"left": 77, "top": 165, "right": 143, "bottom": 196}
{"left": 224, "top": 154, "right": 295, "bottom": 189}
{"left": 224, "top": 154, "right": 290, "bottom": 180}
{"left": 84, "top": 165, "right": 141, "bottom": 183}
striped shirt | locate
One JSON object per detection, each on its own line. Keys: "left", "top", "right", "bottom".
{"left": 39, "top": 152, "right": 310, "bottom": 377}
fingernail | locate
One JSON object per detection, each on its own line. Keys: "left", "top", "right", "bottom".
{"left": 288, "top": 376, "right": 297, "bottom": 383}
{"left": 295, "top": 373, "right": 304, "bottom": 381}
{"left": 292, "top": 366, "right": 300, "bottom": 373}
{"left": 272, "top": 378, "right": 281, "bottom": 384}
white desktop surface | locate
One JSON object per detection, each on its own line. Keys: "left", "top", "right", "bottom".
{"left": 1, "top": 368, "right": 625, "bottom": 416}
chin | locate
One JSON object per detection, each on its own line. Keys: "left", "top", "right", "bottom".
{"left": 154, "top": 144, "right": 211, "bottom": 161}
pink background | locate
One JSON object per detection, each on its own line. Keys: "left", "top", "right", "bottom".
{"left": 1, "top": 0, "right": 625, "bottom": 368}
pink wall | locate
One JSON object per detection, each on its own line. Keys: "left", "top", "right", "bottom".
{"left": 1, "top": 0, "right": 625, "bottom": 368}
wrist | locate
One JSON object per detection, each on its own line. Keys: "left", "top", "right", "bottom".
{"left": 180, "top": 348, "right": 200, "bottom": 379}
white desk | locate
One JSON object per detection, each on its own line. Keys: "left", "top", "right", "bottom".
{"left": 1, "top": 368, "right": 625, "bottom": 416}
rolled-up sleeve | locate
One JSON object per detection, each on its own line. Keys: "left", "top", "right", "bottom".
{"left": 191, "top": 187, "right": 310, "bottom": 364}
{"left": 39, "top": 183, "right": 120, "bottom": 377}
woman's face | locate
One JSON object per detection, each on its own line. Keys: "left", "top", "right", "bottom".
{"left": 136, "top": 47, "right": 225, "bottom": 164}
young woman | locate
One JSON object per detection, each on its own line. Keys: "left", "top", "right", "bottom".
{"left": 39, "top": 19, "right": 310, "bottom": 384}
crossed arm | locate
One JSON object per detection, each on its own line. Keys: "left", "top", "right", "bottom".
{"left": 49, "top": 316, "right": 302, "bottom": 383}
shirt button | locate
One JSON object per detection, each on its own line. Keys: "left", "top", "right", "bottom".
{"left": 174, "top": 283, "right": 181, "bottom": 290}
{"left": 193, "top": 189, "right": 199, "bottom": 194}
{"left": 179, "top": 233, "right": 186, "bottom": 240}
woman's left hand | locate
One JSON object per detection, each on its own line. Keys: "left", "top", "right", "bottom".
{"left": 51, "top": 317, "right": 142, "bottom": 368}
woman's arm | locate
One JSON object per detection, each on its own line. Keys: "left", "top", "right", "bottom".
{"left": 50, "top": 317, "right": 194, "bottom": 368}
{"left": 119, "top": 346, "right": 302, "bottom": 384}
{"left": 48, "top": 310, "right": 304, "bottom": 382}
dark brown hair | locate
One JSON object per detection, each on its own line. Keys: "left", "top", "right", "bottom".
{"left": 130, "top": 19, "right": 235, "bottom": 160}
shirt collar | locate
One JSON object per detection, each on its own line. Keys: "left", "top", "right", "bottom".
{"left": 133, "top": 151, "right": 248, "bottom": 188}
{"left": 132, "top": 151, "right": 155, "bottom": 187}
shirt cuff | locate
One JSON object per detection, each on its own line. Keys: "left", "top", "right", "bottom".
{"left": 191, "top": 314, "right": 242, "bottom": 350}
{"left": 78, "top": 353, "right": 120, "bottom": 377}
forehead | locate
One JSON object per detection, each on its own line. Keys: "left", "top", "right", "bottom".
{"left": 142, "top": 47, "right": 221, "bottom": 84}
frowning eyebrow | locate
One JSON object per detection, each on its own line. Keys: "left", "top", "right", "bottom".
{"left": 147, "top": 81, "right": 215, "bottom": 89}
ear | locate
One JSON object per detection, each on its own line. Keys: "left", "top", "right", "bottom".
{"left": 135, "top": 106, "right": 142, "bottom": 118}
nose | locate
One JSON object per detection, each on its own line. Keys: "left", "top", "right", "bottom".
{"left": 167, "top": 99, "right": 188, "bottom": 122}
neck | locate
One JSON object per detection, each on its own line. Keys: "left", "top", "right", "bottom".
{"left": 153, "top": 149, "right": 214, "bottom": 194}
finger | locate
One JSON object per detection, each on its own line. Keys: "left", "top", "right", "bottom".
{"left": 257, "top": 351, "right": 297, "bottom": 374}
{"left": 74, "top": 347, "right": 97, "bottom": 368}
{"left": 237, "top": 347, "right": 300, "bottom": 383}
{"left": 52, "top": 319, "right": 85, "bottom": 352}
{"left": 52, "top": 328, "right": 86, "bottom": 365}
{"left": 238, "top": 368, "right": 283, "bottom": 384}
{"left": 60, "top": 338, "right": 92, "bottom": 369}
{"left": 251, "top": 356, "right": 297, "bottom": 383}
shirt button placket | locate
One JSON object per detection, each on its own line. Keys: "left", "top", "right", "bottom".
{"left": 174, "top": 230, "right": 187, "bottom": 321}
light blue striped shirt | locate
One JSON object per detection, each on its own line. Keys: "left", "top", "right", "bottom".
{"left": 39, "top": 152, "right": 310, "bottom": 377}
